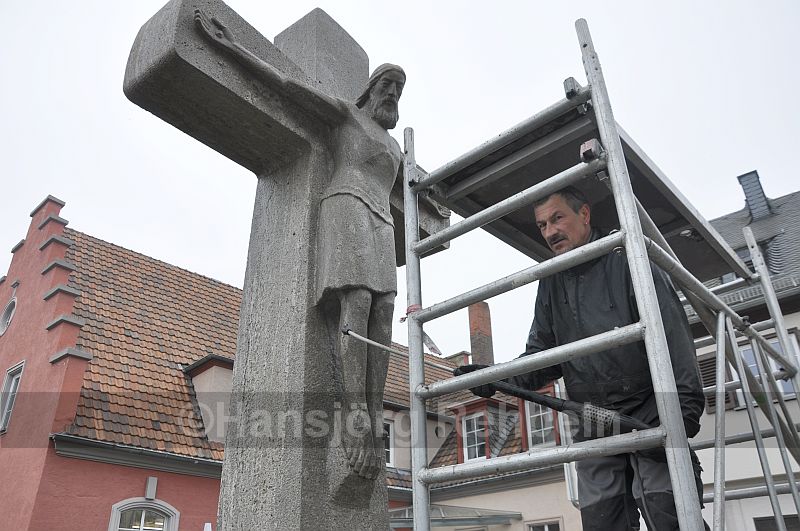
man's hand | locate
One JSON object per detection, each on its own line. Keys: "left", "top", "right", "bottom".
{"left": 453, "top": 364, "right": 496, "bottom": 398}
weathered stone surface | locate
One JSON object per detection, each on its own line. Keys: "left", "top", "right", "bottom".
{"left": 124, "top": 0, "right": 316, "bottom": 175}
{"left": 275, "top": 8, "right": 368, "bottom": 103}
{"left": 124, "top": 0, "right": 447, "bottom": 266}
{"left": 273, "top": 8, "right": 449, "bottom": 266}
{"left": 125, "top": 2, "right": 418, "bottom": 529}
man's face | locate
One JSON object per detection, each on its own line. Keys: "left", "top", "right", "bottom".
{"left": 367, "top": 71, "right": 405, "bottom": 130}
{"left": 534, "top": 194, "right": 591, "bottom": 255}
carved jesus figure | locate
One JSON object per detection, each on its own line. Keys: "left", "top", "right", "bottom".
{"left": 195, "top": 11, "right": 403, "bottom": 482}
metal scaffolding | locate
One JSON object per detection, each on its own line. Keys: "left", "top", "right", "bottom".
{"left": 402, "top": 19, "right": 800, "bottom": 531}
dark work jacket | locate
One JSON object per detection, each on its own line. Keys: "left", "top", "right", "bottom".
{"left": 512, "top": 230, "right": 705, "bottom": 438}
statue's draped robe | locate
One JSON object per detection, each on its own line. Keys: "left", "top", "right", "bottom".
{"left": 315, "top": 109, "right": 402, "bottom": 303}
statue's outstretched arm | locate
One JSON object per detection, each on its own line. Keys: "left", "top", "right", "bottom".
{"left": 194, "top": 10, "right": 347, "bottom": 123}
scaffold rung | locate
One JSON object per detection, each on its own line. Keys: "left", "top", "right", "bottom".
{"left": 413, "top": 157, "right": 607, "bottom": 255}
{"left": 413, "top": 231, "right": 624, "bottom": 324}
{"left": 418, "top": 427, "right": 666, "bottom": 485}
{"left": 417, "top": 322, "right": 644, "bottom": 399}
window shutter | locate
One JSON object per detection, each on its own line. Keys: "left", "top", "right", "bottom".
{"left": 697, "top": 353, "right": 736, "bottom": 413}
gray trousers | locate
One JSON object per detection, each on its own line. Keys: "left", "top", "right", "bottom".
{"left": 577, "top": 449, "right": 706, "bottom": 531}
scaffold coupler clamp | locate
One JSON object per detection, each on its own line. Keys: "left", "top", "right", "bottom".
{"left": 579, "top": 138, "right": 604, "bottom": 163}
{"left": 400, "top": 304, "right": 422, "bottom": 323}
{"left": 736, "top": 315, "right": 752, "bottom": 333}
{"left": 608, "top": 229, "right": 624, "bottom": 255}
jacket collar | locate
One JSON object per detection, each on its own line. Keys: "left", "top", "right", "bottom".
{"left": 563, "top": 228, "right": 603, "bottom": 276}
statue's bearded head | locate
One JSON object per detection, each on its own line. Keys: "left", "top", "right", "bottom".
{"left": 357, "top": 64, "right": 405, "bottom": 130}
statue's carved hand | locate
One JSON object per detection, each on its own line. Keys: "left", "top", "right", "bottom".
{"left": 194, "top": 9, "right": 237, "bottom": 52}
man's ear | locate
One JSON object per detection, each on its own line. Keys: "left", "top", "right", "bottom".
{"left": 579, "top": 203, "right": 591, "bottom": 225}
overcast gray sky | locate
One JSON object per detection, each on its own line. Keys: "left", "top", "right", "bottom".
{"left": 2, "top": 1, "right": 798, "bottom": 363}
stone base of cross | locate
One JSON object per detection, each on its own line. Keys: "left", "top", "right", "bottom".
{"left": 125, "top": 1, "right": 449, "bottom": 529}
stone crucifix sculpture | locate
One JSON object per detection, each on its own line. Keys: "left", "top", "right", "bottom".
{"left": 194, "top": 6, "right": 405, "bottom": 481}
{"left": 125, "top": 1, "right": 448, "bottom": 529}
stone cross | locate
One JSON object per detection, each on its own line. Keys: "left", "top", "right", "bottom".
{"left": 124, "top": 1, "right": 447, "bottom": 529}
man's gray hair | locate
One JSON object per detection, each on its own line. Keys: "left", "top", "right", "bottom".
{"left": 356, "top": 63, "right": 406, "bottom": 108}
{"left": 532, "top": 186, "right": 589, "bottom": 213}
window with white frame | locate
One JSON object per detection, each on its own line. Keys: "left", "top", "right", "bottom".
{"left": 384, "top": 420, "right": 395, "bottom": 467}
{"left": 1, "top": 361, "right": 24, "bottom": 432}
{"left": 735, "top": 335, "right": 799, "bottom": 405}
{"left": 526, "top": 401, "right": 556, "bottom": 448}
{"left": 0, "top": 297, "right": 16, "bottom": 336}
{"left": 108, "top": 498, "right": 179, "bottom": 531}
{"left": 462, "top": 412, "right": 487, "bottom": 461}
{"left": 117, "top": 508, "right": 167, "bottom": 531}
{"left": 528, "top": 521, "right": 561, "bottom": 531}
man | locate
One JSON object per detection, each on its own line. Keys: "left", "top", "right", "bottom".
{"left": 461, "top": 186, "right": 706, "bottom": 530}
{"left": 195, "top": 12, "right": 403, "bottom": 482}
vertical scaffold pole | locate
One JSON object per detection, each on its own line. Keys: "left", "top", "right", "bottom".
{"left": 752, "top": 340, "right": 800, "bottom": 515}
{"left": 727, "top": 317, "right": 786, "bottom": 531}
{"left": 744, "top": 226, "right": 800, "bottom": 394}
{"left": 403, "top": 127, "right": 431, "bottom": 531}
{"left": 575, "top": 19, "right": 705, "bottom": 529}
{"left": 712, "top": 311, "right": 727, "bottom": 531}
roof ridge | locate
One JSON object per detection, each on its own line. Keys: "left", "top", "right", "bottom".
{"left": 65, "top": 227, "right": 243, "bottom": 294}
{"left": 709, "top": 189, "right": 800, "bottom": 224}
{"left": 387, "top": 344, "right": 457, "bottom": 370}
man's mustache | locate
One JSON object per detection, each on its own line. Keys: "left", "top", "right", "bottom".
{"left": 548, "top": 234, "right": 567, "bottom": 246}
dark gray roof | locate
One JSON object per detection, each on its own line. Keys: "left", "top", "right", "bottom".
{"left": 686, "top": 189, "right": 800, "bottom": 319}
{"left": 711, "top": 189, "right": 800, "bottom": 253}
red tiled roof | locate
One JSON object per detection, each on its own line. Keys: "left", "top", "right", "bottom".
{"left": 384, "top": 344, "right": 459, "bottom": 410}
{"left": 386, "top": 467, "right": 413, "bottom": 490}
{"left": 60, "top": 228, "right": 460, "bottom": 461}
{"left": 428, "top": 427, "right": 458, "bottom": 468}
{"left": 63, "top": 229, "right": 239, "bottom": 460}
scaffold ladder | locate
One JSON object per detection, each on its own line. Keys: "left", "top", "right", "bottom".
{"left": 402, "top": 19, "right": 800, "bottom": 531}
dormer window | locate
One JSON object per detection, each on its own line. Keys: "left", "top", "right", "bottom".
{"left": 462, "top": 412, "right": 487, "bottom": 461}
{"left": 522, "top": 384, "right": 559, "bottom": 450}
{"left": 526, "top": 401, "right": 556, "bottom": 448}
{"left": 183, "top": 354, "right": 234, "bottom": 443}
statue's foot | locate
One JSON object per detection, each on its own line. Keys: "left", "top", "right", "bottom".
{"left": 342, "top": 430, "right": 380, "bottom": 480}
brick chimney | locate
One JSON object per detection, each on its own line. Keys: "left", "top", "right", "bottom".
{"left": 737, "top": 170, "right": 772, "bottom": 221}
{"left": 468, "top": 301, "right": 494, "bottom": 366}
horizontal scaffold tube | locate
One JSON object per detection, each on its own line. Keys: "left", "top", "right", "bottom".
{"left": 413, "top": 231, "right": 625, "bottom": 324}
{"left": 703, "top": 483, "right": 796, "bottom": 504}
{"left": 645, "top": 239, "right": 798, "bottom": 378}
{"left": 418, "top": 427, "right": 665, "bottom": 485}
{"left": 413, "top": 157, "right": 607, "bottom": 255}
{"left": 417, "top": 322, "right": 645, "bottom": 399}
{"left": 412, "top": 86, "right": 592, "bottom": 191}
{"left": 692, "top": 422, "right": 800, "bottom": 451}
{"left": 702, "top": 369, "right": 787, "bottom": 396}
{"left": 694, "top": 318, "right": 773, "bottom": 349}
